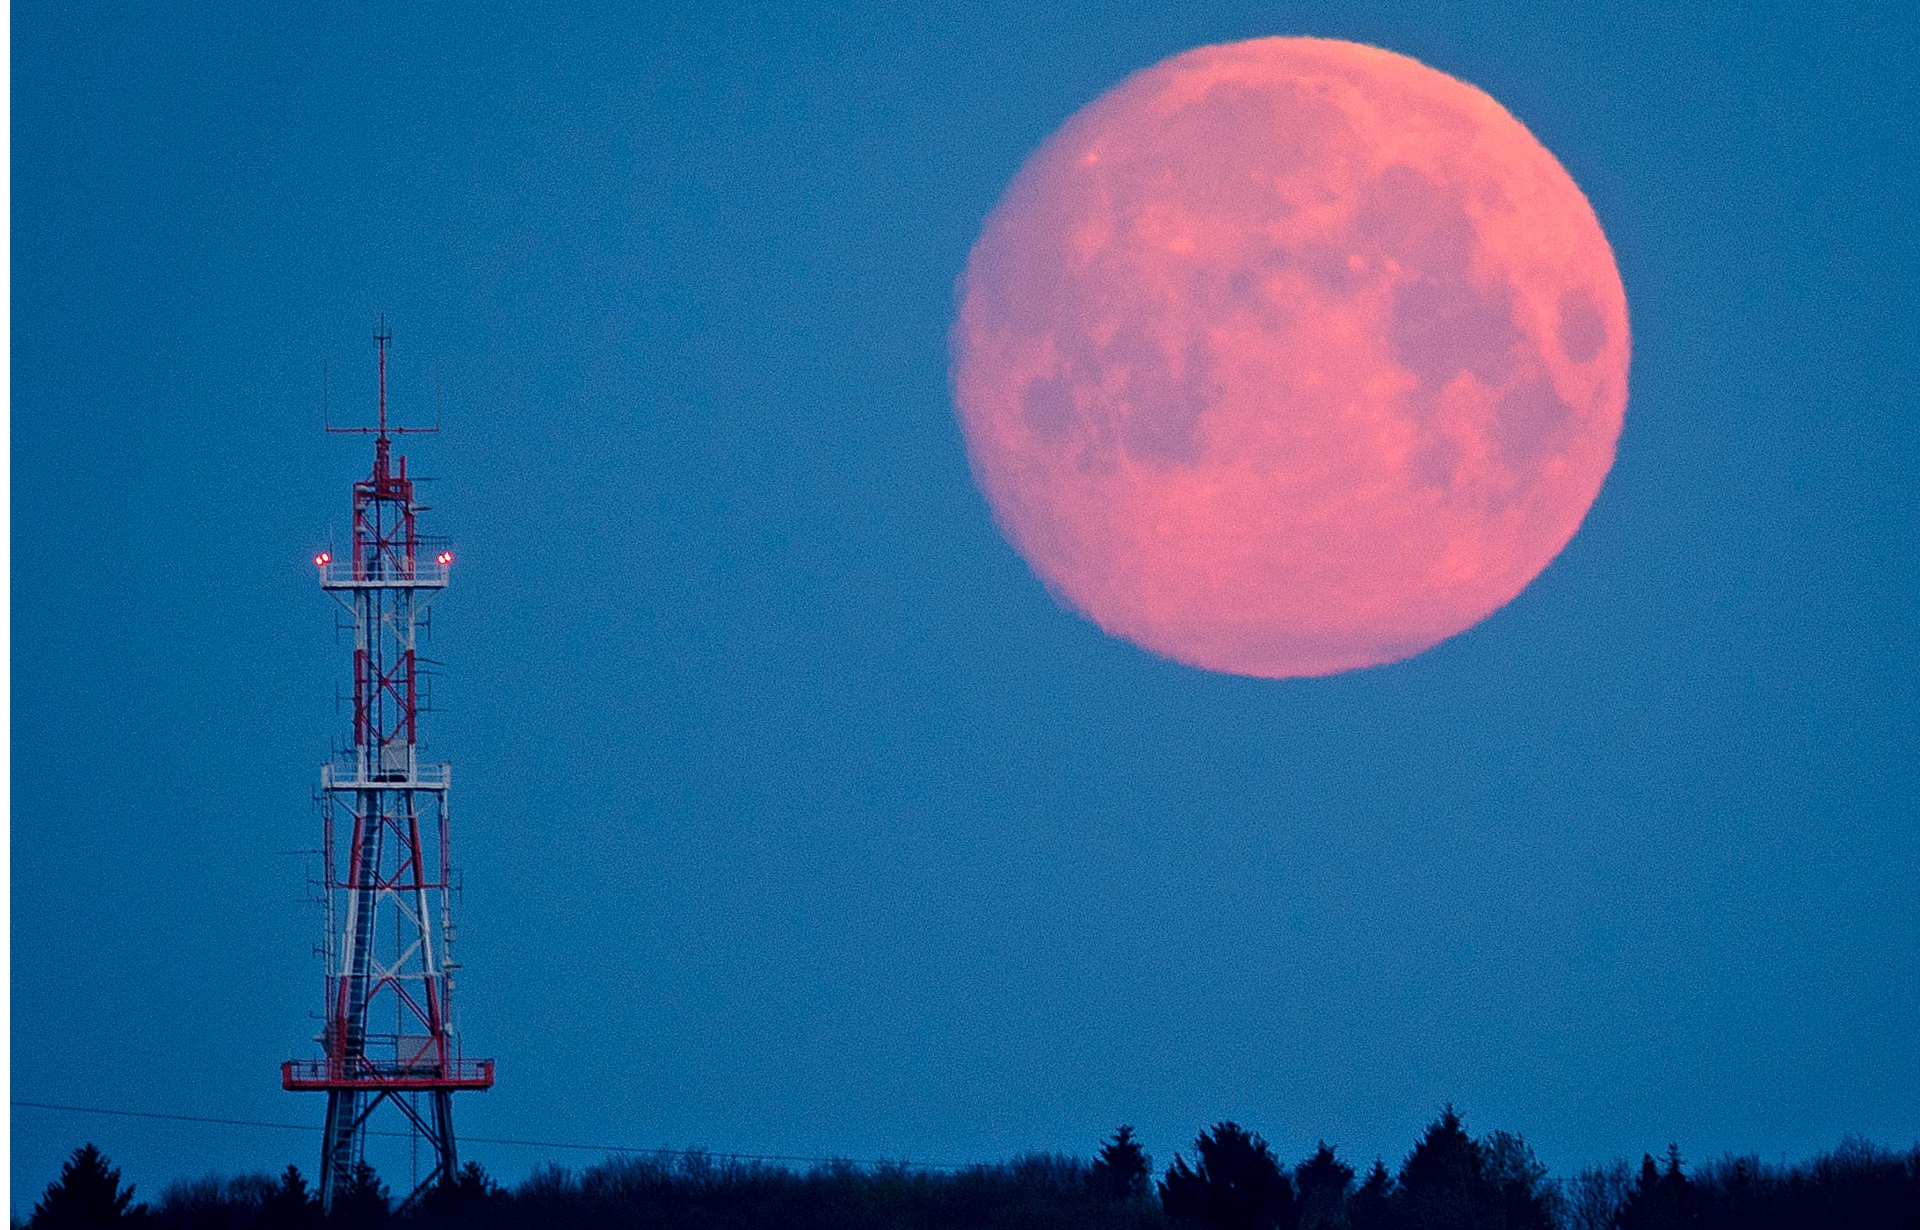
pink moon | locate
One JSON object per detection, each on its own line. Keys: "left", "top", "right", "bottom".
{"left": 950, "top": 37, "right": 1629, "bottom": 678}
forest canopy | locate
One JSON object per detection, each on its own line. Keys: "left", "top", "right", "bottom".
{"left": 25, "top": 1112, "right": 1920, "bottom": 1230}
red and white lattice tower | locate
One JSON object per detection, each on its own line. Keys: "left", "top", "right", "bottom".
{"left": 284, "top": 325, "right": 494, "bottom": 1209}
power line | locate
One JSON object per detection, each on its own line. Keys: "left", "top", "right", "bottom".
{"left": 11, "top": 1101, "right": 968, "bottom": 1171}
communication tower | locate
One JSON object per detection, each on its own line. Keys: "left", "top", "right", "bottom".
{"left": 284, "top": 325, "right": 494, "bottom": 1209}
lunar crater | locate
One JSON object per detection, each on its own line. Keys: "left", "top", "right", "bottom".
{"left": 1557, "top": 287, "right": 1609, "bottom": 363}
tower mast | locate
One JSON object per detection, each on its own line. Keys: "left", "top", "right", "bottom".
{"left": 286, "top": 325, "right": 494, "bottom": 1209}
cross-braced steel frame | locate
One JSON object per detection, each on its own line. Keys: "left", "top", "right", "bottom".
{"left": 285, "top": 328, "right": 493, "bottom": 1211}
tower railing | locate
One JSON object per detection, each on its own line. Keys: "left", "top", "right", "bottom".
{"left": 318, "top": 559, "right": 450, "bottom": 588}
{"left": 282, "top": 1058, "right": 496, "bottom": 1091}
{"left": 320, "top": 762, "right": 452, "bottom": 791}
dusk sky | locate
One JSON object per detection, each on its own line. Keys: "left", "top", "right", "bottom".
{"left": 12, "top": 0, "right": 1918, "bottom": 1210}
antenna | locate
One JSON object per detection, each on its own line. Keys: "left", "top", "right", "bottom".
{"left": 377, "top": 315, "right": 389, "bottom": 437}
{"left": 325, "top": 318, "right": 440, "bottom": 436}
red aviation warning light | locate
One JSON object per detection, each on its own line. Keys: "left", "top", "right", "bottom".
{"left": 285, "top": 324, "right": 492, "bottom": 1213}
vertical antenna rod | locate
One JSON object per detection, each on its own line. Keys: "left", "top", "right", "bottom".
{"left": 376, "top": 316, "right": 389, "bottom": 437}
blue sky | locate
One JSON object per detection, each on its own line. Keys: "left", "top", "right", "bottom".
{"left": 12, "top": 0, "right": 1918, "bottom": 1208}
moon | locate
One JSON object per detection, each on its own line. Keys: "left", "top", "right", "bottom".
{"left": 951, "top": 38, "right": 1629, "bottom": 678}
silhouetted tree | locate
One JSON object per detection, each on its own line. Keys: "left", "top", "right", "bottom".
{"left": 151, "top": 1174, "right": 280, "bottom": 1230}
{"left": 31, "top": 1144, "right": 142, "bottom": 1228}
{"left": 1566, "top": 1160, "right": 1632, "bottom": 1230}
{"left": 412, "top": 1162, "right": 502, "bottom": 1227}
{"left": 1694, "top": 1154, "right": 1770, "bottom": 1230}
{"left": 450, "top": 1161, "right": 500, "bottom": 1201}
{"left": 1799, "top": 1136, "right": 1920, "bottom": 1230}
{"left": 1393, "top": 1108, "right": 1495, "bottom": 1230}
{"left": 256, "top": 1165, "right": 320, "bottom": 1230}
{"left": 506, "top": 1162, "right": 577, "bottom": 1226}
{"left": 1293, "top": 1143, "right": 1354, "bottom": 1230}
{"left": 1090, "top": 1126, "right": 1154, "bottom": 1203}
{"left": 1160, "top": 1122, "right": 1295, "bottom": 1230}
{"left": 1615, "top": 1147, "right": 1695, "bottom": 1230}
{"left": 1481, "top": 1131, "right": 1559, "bottom": 1230}
{"left": 1346, "top": 1161, "right": 1395, "bottom": 1230}
{"left": 327, "top": 1163, "right": 388, "bottom": 1228}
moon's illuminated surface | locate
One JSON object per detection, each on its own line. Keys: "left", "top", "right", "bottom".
{"left": 951, "top": 37, "right": 1629, "bottom": 677}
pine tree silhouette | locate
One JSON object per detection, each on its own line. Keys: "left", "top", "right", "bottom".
{"left": 452, "top": 1161, "right": 499, "bottom": 1200}
{"left": 259, "top": 1164, "right": 320, "bottom": 1229}
{"left": 1160, "top": 1121, "right": 1296, "bottom": 1230}
{"left": 1347, "top": 1160, "right": 1395, "bottom": 1230}
{"left": 1294, "top": 1142, "right": 1354, "bottom": 1230}
{"left": 415, "top": 1160, "right": 503, "bottom": 1224}
{"left": 30, "top": 1144, "right": 140, "bottom": 1228}
{"left": 1089, "top": 1126, "right": 1153, "bottom": 1203}
{"left": 1615, "top": 1146, "right": 1695, "bottom": 1230}
{"left": 1394, "top": 1107, "right": 1495, "bottom": 1230}
{"left": 327, "top": 1161, "right": 390, "bottom": 1227}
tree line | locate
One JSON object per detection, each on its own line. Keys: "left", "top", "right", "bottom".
{"left": 23, "top": 1109, "right": 1920, "bottom": 1230}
